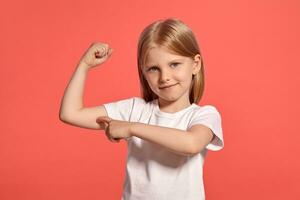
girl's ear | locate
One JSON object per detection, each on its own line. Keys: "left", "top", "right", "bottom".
{"left": 192, "top": 54, "right": 202, "bottom": 75}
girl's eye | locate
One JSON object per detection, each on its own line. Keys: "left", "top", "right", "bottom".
{"left": 147, "top": 63, "right": 180, "bottom": 72}
{"left": 147, "top": 66, "right": 159, "bottom": 72}
{"left": 171, "top": 62, "right": 180, "bottom": 68}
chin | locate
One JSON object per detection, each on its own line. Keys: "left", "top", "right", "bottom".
{"left": 158, "top": 94, "right": 179, "bottom": 102}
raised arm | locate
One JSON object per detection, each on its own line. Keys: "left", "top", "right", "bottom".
{"left": 59, "top": 42, "right": 113, "bottom": 130}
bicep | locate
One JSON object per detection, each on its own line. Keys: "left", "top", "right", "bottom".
{"left": 60, "top": 105, "right": 108, "bottom": 130}
{"left": 187, "top": 124, "right": 214, "bottom": 154}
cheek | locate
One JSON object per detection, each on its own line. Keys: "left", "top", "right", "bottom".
{"left": 176, "top": 75, "right": 193, "bottom": 89}
{"left": 175, "top": 72, "right": 192, "bottom": 83}
{"left": 144, "top": 74, "right": 158, "bottom": 85}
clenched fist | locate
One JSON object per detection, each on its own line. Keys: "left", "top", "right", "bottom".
{"left": 79, "top": 42, "right": 113, "bottom": 70}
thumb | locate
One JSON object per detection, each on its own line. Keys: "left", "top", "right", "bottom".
{"left": 107, "top": 48, "right": 113, "bottom": 58}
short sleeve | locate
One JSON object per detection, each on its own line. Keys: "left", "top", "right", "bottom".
{"left": 188, "top": 105, "right": 224, "bottom": 151}
{"left": 102, "top": 97, "right": 135, "bottom": 121}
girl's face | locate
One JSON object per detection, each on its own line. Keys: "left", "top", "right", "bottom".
{"left": 142, "top": 45, "right": 201, "bottom": 105}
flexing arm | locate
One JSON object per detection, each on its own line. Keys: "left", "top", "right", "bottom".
{"left": 59, "top": 42, "right": 113, "bottom": 130}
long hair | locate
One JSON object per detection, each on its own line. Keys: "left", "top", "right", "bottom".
{"left": 137, "top": 18, "right": 205, "bottom": 104}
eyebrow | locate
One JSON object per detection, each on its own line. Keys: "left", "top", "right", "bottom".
{"left": 145, "top": 59, "right": 184, "bottom": 68}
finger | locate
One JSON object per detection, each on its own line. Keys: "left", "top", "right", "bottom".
{"left": 105, "top": 132, "right": 119, "bottom": 143}
{"left": 107, "top": 48, "right": 114, "bottom": 56}
{"left": 103, "top": 127, "right": 120, "bottom": 143}
{"left": 111, "top": 138, "right": 120, "bottom": 143}
{"left": 104, "top": 129, "right": 112, "bottom": 141}
{"left": 103, "top": 125, "right": 115, "bottom": 142}
{"left": 96, "top": 119, "right": 110, "bottom": 126}
{"left": 110, "top": 136, "right": 121, "bottom": 143}
{"left": 97, "top": 121, "right": 108, "bottom": 130}
{"left": 96, "top": 116, "right": 111, "bottom": 121}
{"left": 96, "top": 116, "right": 112, "bottom": 124}
{"left": 95, "top": 43, "right": 109, "bottom": 55}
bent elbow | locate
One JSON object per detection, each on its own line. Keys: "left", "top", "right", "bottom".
{"left": 191, "top": 147, "right": 204, "bottom": 155}
{"left": 188, "top": 140, "right": 206, "bottom": 155}
{"left": 59, "top": 112, "right": 73, "bottom": 124}
{"left": 59, "top": 112, "right": 68, "bottom": 122}
{"left": 188, "top": 146, "right": 205, "bottom": 156}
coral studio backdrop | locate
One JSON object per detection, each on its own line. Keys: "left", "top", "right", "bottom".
{"left": 0, "top": 0, "right": 299, "bottom": 199}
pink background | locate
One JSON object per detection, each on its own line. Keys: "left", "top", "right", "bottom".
{"left": 1, "top": 0, "right": 299, "bottom": 199}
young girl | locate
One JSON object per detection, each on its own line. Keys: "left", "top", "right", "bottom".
{"left": 59, "top": 18, "right": 224, "bottom": 200}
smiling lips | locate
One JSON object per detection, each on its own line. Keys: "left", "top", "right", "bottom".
{"left": 159, "top": 83, "right": 177, "bottom": 89}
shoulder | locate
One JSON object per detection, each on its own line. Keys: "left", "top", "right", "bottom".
{"left": 131, "top": 96, "right": 158, "bottom": 107}
{"left": 103, "top": 96, "right": 153, "bottom": 109}
{"left": 131, "top": 96, "right": 156, "bottom": 111}
{"left": 103, "top": 96, "right": 134, "bottom": 107}
{"left": 102, "top": 96, "right": 150, "bottom": 121}
{"left": 189, "top": 104, "right": 224, "bottom": 151}
{"left": 132, "top": 96, "right": 147, "bottom": 105}
{"left": 193, "top": 104, "right": 221, "bottom": 116}
{"left": 188, "top": 104, "right": 223, "bottom": 127}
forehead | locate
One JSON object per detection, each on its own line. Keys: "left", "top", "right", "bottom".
{"left": 144, "top": 46, "right": 186, "bottom": 65}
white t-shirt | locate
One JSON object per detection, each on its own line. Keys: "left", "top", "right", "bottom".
{"left": 103, "top": 97, "right": 224, "bottom": 200}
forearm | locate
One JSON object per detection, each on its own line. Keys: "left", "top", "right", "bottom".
{"left": 130, "top": 123, "right": 194, "bottom": 156}
{"left": 59, "top": 62, "right": 88, "bottom": 118}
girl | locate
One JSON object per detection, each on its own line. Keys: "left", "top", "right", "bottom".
{"left": 59, "top": 18, "right": 224, "bottom": 200}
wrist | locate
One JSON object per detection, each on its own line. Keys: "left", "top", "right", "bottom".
{"left": 130, "top": 122, "right": 141, "bottom": 137}
{"left": 77, "top": 62, "right": 89, "bottom": 72}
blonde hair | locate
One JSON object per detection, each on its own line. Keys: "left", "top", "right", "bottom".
{"left": 137, "top": 18, "right": 205, "bottom": 104}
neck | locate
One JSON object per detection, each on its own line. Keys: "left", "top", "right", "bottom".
{"left": 158, "top": 97, "right": 191, "bottom": 113}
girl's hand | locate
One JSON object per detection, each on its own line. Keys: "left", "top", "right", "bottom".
{"left": 79, "top": 42, "right": 114, "bottom": 70}
{"left": 96, "top": 116, "right": 133, "bottom": 143}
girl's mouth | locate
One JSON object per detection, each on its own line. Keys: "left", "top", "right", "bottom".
{"left": 159, "top": 83, "right": 177, "bottom": 89}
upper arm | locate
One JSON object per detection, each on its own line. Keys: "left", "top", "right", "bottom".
{"left": 60, "top": 105, "right": 108, "bottom": 130}
{"left": 187, "top": 124, "right": 214, "bottom": 154}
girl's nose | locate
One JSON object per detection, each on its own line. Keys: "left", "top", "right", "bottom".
{"left": 160, "top": 73, "right": 170, "bottom": 83}
{"left": 159, "top": 71, "right": 171, "bottom": 83}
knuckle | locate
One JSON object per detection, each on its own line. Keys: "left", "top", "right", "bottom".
{"left": 92, "top": 42, "right": 99, "bottom": 47}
